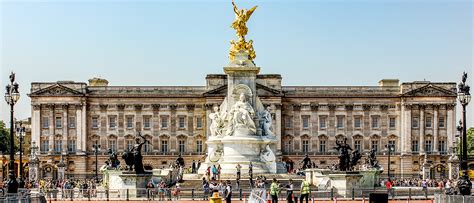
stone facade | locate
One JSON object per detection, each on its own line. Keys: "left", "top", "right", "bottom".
{"left": 29, "top": 76, "right": 457, "bottom": 179}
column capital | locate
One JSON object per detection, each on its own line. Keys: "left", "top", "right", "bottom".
{"left": 186, "top": 104, "right": 195, "bottom": 111}
{"left": 169, "top": 104, "right": 178, "bottom": 110}
{"left": 204, "top": 103, "right": 214, "bottom": 110}
{"left": 152, "top": 104, "right": 161, "bottom": 111}
{"left": 274, "top": 104, "right": 282, "bottom": 110}
{"left": 292, "top": 103, "right": 301, "bottom": 111}
{"left": 99, "top": 104, "right": 108, "bottom": 111}
{"left": 362, "top": 104, "right": 371, "bottom": 111}
{"left": 117, "top": 104, "right": 125, "bottom": 111}
{"left": 61, "top": 104, "right": 69, "bottom": 110}
{"left": 380, "top": 104, "right": 388, "bottom": 111}
{"left": 446, "top": 103, "right": 456, "bottom": 110}
{"left": 344, "top": 104, "right": 353, "bottom": 111}
{"left": 134, "top": 104, "right": 143, "bottom": 111}
{"left": 328, "top": 104, "right": 336, "bottom": 111}
{"left": 32, "top": 104, "right": 41, "bottom": 110}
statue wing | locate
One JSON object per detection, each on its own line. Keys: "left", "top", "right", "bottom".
{"left": 245, "top": 6, "right": 258, "bottom": 20}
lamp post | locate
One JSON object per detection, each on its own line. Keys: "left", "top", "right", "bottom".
{"left": 456, "top": 121, "right": 463, "bottom": 170}
{"left": 4, "top": 72, "right": 20, "bottom": 194}
{"left": 456, "top": 72, "right": 471, "bottom": 196}
{"left": 385, "top": 143, "right": 395, "bottom": 180}
{"left": 92, "top": 141, "right": 100, "bottom": 183}
{"left": 15, "top": 121, "right": 25, "bottom": 188}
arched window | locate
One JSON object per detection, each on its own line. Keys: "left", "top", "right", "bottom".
{"left": 353, "top": 134, "right": 363, "bottom": 152}
{"left": 159, "top": 135, "right": 170, "bottom": 154}
{"left": 177, "top": 135, "right": 187, "bottom": 154}
{"left": 318, "top": 135, "right": 328, "bottom": 153}
{"left": 301, "top": 135, "right": 310, "bottom": 153}
{"left": 284, "top": 135, "right": 293, "bottom": 153}
{"left": 144, "top": 134, "right": 153, "bottom": 153}
{"left": 108, "top": 135, "right": 118, "bottom": 152}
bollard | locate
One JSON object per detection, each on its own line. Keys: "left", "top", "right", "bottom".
{"left": 106, "top": 189, "right": 109, "bottom": 201}
{"left": 192, "top": 188, "right": 195, "bottom": 200}
{"left": 240, "top": 188, "right": 243, "bottom": 200}
{"left": 408, "top": 188, "right": 411, "bottom": 200}
{"left": 330, "top": 188, "right": 334, "bottom": 200}
{"left": 352, "top": 188, "right": 355, "bottom": 200}
{"left": 126, "top": 189, "right": 129, "bottom": 201}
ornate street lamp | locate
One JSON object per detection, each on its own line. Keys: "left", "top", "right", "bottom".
{"left": 92, "top": 141, "right": 101, "bottom": 183}
{"left": 4, "top": 72, "right": 20, "bottom": 194}
{"left": 457, "top": 72, "right": 471, "bottom": 196}
{"left": 16, "top": 121, "right": 26, "bottom": 188}
{"left": 385, "top": 143, "right": 395, "bottom": 180}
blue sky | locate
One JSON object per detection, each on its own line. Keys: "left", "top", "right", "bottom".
{"left": 1, "top": 0, "right": 473, "bottom": 127}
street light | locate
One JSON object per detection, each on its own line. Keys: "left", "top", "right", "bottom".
{"left": 456, "top": 120, "right": 463, "bottom": 170}
{"left": 385, "top": 143, "right": 395, "bottom": 180}
{"left": 456, "top": 72, "right": 472, "bottom": 196}
{"left": 92, "top": 141, "right": 101, "bottom": 183}
{"left": 4, "top": 72, "right": 20, "bottom": 194}
{"left": 15, "top": 121, "right": 26, "bottom": 188}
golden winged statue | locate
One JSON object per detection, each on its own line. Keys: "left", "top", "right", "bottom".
{"left": 229, "top": 0, "right": 257, "bottom": 61}
{"left": 231, "top": 0, "right": 257, "bottom": 42}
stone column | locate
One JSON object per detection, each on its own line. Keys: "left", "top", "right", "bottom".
{"left": 48, "top": 104, "right": 55, "bottom": 153}
{"left": 135, "top": 104, "right": 143, "bottom": 132}
{"left": 81, "top": 103, "right": 87, "bottom": 153}
{"left": 433, "top": 105, "right": 439, "bottom": 153}
{"left": 170, "top": 104, "right": 177, "bottom": 153}
{"left": 419, "top": 105, "right": 425, "bottom": 154}
{"left": 446, "top": 104, "right": 455, "bottom": 149}
{"left": 152, "top": 104, "right": 161, "bottom": 152}
{"left": 62, "top": 104, "right": 68, "bottom": 154}
{"left": 292, "top": 104, "right": 301, "bottom": 152}
{"left": 32, "top": 105, "right": 41, "bottom": 148}
{"left": 187, "top": 104, "right": 195, "bottom": 153}
{"left": 362, "top": 105, "right": 371, "bottom": 152}
{"left": 75, "top": 104, "right": 83, "bottom": 153}
{"left": 275, "top": 104, "right": 282, "bottom": 155}
{"left": 345, "top": 105, "right": 354, "bottom": 143}
{"left": 100, "top": 104, "right": 108, "bottom": 147}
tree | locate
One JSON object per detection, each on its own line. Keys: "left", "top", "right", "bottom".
{"left": 458, "top": 127, "right": 474, "bottom": 156}
{"left": 0, "top": 120, "right": 20, "bottom": 154}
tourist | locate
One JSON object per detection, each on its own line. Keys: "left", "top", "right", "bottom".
{"left": 146, "top": 180, "right": 155, "bottom": 200}
{"left": 270, "top": 178, "right": 280, "bottom": 203}
{"left": 236, "top": 163, "right": 242, "bottom": 180}
{"left": 197, "top": 160, "right": 201, "bottom": 171}
{"left": 212, "top": 165, "right": 218, "bottom": 180}
{"left": 300, "top": 179, "right": 310, "bottom": 203}
{"left": 249, "top": 162, "right": 253, "bottom": 180}
{"left": 301, "top": 154, "right": 311, "bottom": 170}
{"left": 225, "top": 180, "right": 232, "bottom": 203}
{"left": 206, "top": 166, "right": 211, "bottom": 181}
{"left": 218, "top": 164, "right": 222, "bottom": 181}
{"left": 158, "top": 180, "right": 166, "bottom": 201}
{"left": 202, "top": 178, "right": 210, "bottom": 200}
{"left": 422, "top": 179, "right": 428, "bottom": 199}
{"left": 385, "top": 179, "right": 393, "bottom": 199}
{"left": 192, "top": 160, "right": 196, "bottom": 173}
{"left": 286, "top": 179, "right": 294, "bottom": 203}
{"left": 173, "top": 182, "right": 181, "bottom": 200}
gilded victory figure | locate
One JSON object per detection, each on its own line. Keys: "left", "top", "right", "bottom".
{"left": 229, "top": 0, "right": 257, "bottom": 61}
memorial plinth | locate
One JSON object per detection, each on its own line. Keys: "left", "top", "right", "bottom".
{"left": 328, "top": 172, "right": 363, "bottom": 197}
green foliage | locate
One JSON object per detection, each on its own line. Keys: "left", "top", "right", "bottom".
{"left": 0, "top": 120, "right": 19, "bottom": 154}
{"left": 458, "top": 127, "right": 474, "bottom": 156}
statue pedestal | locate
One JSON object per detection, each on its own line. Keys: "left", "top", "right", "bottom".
{"left": 328, "top": 172, "right": 363, "bottom": 198}
{"left": 199, "top": 135, "right": 278, "bottom": 175}
{"left": 106, "top": 170, "right": 152, "bottom": 199}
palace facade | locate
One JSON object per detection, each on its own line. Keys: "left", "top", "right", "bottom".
{"left": 29, "top": 76, "right": 457, "bottom": 179}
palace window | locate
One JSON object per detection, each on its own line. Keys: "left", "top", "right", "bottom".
{"left": 389, "top": 117, "right": 396, "bottom": 129}
{"left": 41, "top": 140, "right": 49, "bottom": 152}
{"left": 161, "top": 116, "right": 169, "bottom": 128}
{"left": 68, "top": 117, "right": 76, "bottom": 128}
{"left": 196, "top": 140, "right": 203, "bottom": 154}
{"left": 302, "top": 139, "right": 309, "bottom": 153}
{"left": 92, "top": 116, "right": 99, "bottom": 129}
{"left": 143, "top": 116, "right": 151, "bottom": 129}
{"left": 126, "top": 116, "right": 134, "bottom": 129}
{"left": 109, "top": 116, "right": 117, "bottom": 129}
{"left": 178, "top": 117, "right": 186, "bottom": 129}
{"left": 354, "top": 140, "right": 361, "bottom": 152}
{"left": 439, "top": 116, "right": 445, "bottom": 128}
{"left": 425, "top": 116, "right": 432, "bottom": 128}
{"left": 319, "top": 140, "right": 326, "bottom": 153}
{"left": 354, "top": 116, "right": 361, "bottom": 128}
{"left": 161, "top": 140, "right": 168, "bottom": 153}
{"left": 371, "top": 116, "right": 379, "bottom": 128}
{"left": 54, "top": 140, "right": 62, "bottom": 152}
{"left": 439, "top": 140, "right": 446, "bottom": 154}
{"left": 425, "top": 140, "right": 432, "bottom": 153}
{"left": 284, "top": 140, "right": 292, "bottom": 153}
{"left": 371, "top": 140, "right": 379, "bottom": 152}
{"left": 179, "top": 140, "right": 186, "bottom": 153}
{"left": 412, "top": 117, "right": 419, "bottom": 128}
{"left": 55, "top": 117, "right": 62, "bottom": 129}
{"left": 412, "top": 140, "right": 419, "bottom": 152}
{"left": 127, "top": 140, "right": 134, "bottom": 151}
{"left": 67, "top": 140, "right": 76, "bottom": 152}
{"left": 285, "top": 117, "right": 293, "bottom": 129}
{"left": 319, "top": 116, "right": 326, "bottom": 129}
{"left": 337, "top": 116, "right": 344, "bottom": 128}
{"left": 302, "top": 116, "right": 310, "bottom": 129}
{"left": 144, "top": 142, "right": 152, "bottom": 153}
{"left": 196, "top": 117, "right": 203, "bottom": 129}
{"left": 109, "top": 140, "right": 117, "bottom": 152}
{"left": 42, "top": 117, "right": 49, "bottom": 129}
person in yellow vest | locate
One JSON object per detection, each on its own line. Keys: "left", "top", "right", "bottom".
{"left": 270, "top": 178, "right": 280, "bottom": 203}
{"left": 299, "top": 179, "right": 310, "bottom": 203}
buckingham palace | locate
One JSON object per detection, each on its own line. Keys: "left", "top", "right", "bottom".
{"left": 28, "top": 74, "right": 457, "bottom": 179}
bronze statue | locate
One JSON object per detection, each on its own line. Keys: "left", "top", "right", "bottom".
{"left": 334, "top": 138, "right": 352, "bottom": 171}
{"left": 229, "top": 0, "right": 257, "bottom": 61}
{"left": 121, "top": 132, "right": 150, "bottom": 174}
{"left": 366, "top": 148, "right": 380, "bottom": 169}
{"left": 107, "top": 148, "right": 120, "bottom": 169}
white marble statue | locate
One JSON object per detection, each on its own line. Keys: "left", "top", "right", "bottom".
{"left": 226, "top": 93, "right": 257, "bottom": 136}
{"left": 260, "top": 144, "right": 275, "bottom": 162}
{"left": 209, "top": 106, "right": 224, "bottom": 136}
{"left": 260, "top": 106, "right": 273, "bottom": 136}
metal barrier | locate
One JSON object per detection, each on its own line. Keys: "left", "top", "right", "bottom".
{"left": 434, "top": 193, "right": 474, "bottom": 203}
